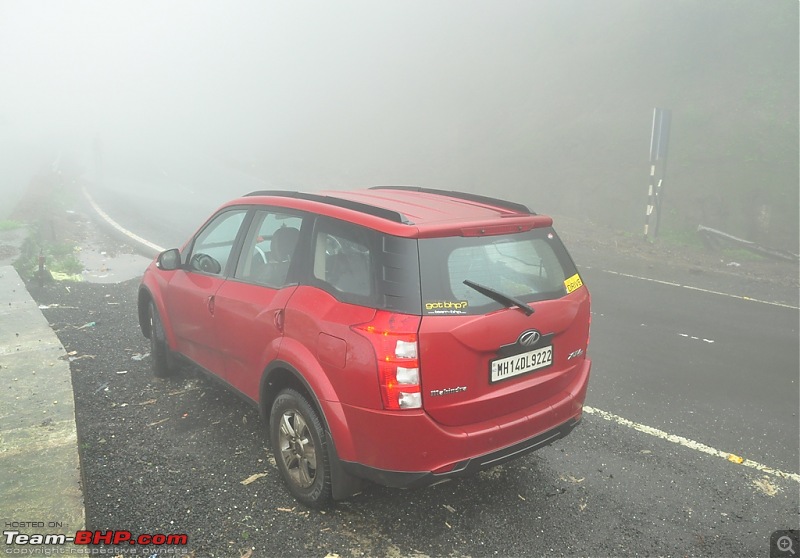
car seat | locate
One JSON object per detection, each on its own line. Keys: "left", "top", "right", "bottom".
{"left": 263, "top": 226, "right": 300, "bottom": 285}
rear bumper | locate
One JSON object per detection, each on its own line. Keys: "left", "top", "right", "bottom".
{"left": 341, "top": 414, "right": 582, "bottom": 488}
{"left": 329, "top": 357, "right": 591, "bottom": 487}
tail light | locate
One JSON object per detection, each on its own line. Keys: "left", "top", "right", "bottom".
{"left": 354, "top": 311, "right": 422, "bottom": 410}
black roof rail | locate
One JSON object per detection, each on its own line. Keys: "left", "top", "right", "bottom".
{"left": 370, "top": 186, "right": 534, "bottom": 215}
{"left": 243, "top": 190, "right": 413, "bottom": 225}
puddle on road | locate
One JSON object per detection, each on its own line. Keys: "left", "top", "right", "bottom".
{"left": 78, "top": 246, "right": 151, "bottom": 284}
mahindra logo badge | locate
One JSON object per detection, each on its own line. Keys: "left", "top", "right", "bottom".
{"left": 518, "top": 329, "right": 541, "bottom": 347}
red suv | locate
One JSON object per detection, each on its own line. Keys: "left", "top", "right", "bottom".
{"left": 138, "top": 187, "right": 591, "bottom": 506}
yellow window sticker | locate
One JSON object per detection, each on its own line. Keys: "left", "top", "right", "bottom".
{"left": 564, "top": 273, "right": 584, "bottom": 294}
{"left": 424, "top": 300, "right": 469, "bottom": 314}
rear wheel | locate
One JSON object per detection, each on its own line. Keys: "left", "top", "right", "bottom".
{"left": 270, "top": 389, "right": 332, "bottom": 507}
{"left": 148, "top": 301, "right": 173, "bottom": 378}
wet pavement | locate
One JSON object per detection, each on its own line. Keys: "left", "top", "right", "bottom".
{"left": 0, "top": 265, "right": 85, "bottom": 538}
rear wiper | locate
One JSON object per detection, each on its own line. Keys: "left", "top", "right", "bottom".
{"left": 463, "top": 279, "right": 534, "bottom": 316}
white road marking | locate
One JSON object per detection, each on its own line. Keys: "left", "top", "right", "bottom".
{"left": 82, "top": 187, "right": 166, "bottom": 254}
{"left": 583, "top": 406, "right": 800, "bottom": 483}
{"left": 600, "top": 269, "right": 681, "bottom": 287}
{"left": 598, "top": 269, "right": 799, "bottom": 310}
{"left": 680, "top": 284, "right": 799, "bottom": 309}
{"left": 678, "top": 333, "right": 715, "bottom": 343}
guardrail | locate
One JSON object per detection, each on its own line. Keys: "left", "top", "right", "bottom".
{"left": 697, "top": 225, "right": 799, "bottom": 262}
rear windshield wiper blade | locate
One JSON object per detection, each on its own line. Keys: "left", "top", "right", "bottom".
{"left": 463, "top": 279, "right": 534, "bottom": 316}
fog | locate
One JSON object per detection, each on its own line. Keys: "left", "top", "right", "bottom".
{"left": 1, "top": 1, "right": 797, "bottom": 247}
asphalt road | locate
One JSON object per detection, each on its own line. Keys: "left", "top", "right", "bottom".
{"left": 74, "top": 175, "right": 799, "bottom": 556}
{"left": 584, "top": 266, "right": 799, "bottom": 474}
{"left": 89, "top": 158, "right": 263, "bottom": 250}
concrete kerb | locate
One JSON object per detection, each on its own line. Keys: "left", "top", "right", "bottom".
{"left": 0, "top": 265, "right": 86, "bottom": 540}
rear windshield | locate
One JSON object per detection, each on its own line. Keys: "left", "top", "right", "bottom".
{"left": 418, "top": 228, "right": 578, "bottom": 316}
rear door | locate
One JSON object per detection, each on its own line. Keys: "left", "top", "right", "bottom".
{"left": 417, "top": 227, "right": 590, "bottom": 427}
{"left": 282, "top": 217, "right": 380, "bottom": 408}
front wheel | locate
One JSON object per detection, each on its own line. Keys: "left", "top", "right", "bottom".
{"left": 269, "top": 389, "right": 332, "bottom": 507}
{"left": 148, "top": 301, "right": 174, "bottom": 378}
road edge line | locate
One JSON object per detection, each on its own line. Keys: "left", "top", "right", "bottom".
{"left": 583, "top": 405, "right": 800, "bottom": 483}
{"left": 600, "top": 269, "right": 799, "bottom": 310}
{"left": 82, "top": 186, "right": 165, "bottom": 256}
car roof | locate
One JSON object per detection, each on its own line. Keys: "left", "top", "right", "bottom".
{"left": 230, "top": 187, "right": 554, "bottom": 238}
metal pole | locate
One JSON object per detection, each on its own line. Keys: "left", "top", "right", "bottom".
{"left": 645, "top": 108, "right": 671, "bottom": 240}
{"left": 644, "top": 163, "right": 656, "bottom": 239}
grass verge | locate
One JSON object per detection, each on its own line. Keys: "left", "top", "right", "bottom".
{"left": 13, "top": 224, "right": 84, "bottom": 281}
{"left": 0, "top": 219, "right": 24, "bottom": 232}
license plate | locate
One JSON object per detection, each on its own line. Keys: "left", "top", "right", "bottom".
{"left": 490, "top": 346, "right": 553, "bottom": 383}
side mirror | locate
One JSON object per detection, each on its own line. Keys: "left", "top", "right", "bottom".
{"left": 189, "top": 253, "right": 222, "bottom": 275}
{"left": 156, "top": 249, "right": 182, "bottom": 271}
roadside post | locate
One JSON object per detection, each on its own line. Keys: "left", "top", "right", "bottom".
{"left": 644, "top": 107, "right": 671, "bottom": 240}
{"left": 38, "top": 251, "right": 46, "bottom": 287}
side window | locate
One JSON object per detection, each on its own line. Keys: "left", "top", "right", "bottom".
{"left": 188, "top": 209, "right": 247, "bottom": 275}
{"left": 312, "top": 221, "right": 373, "bottom": 300}
{"left": 235, "top": 210, "right": 302, "bottom": 287}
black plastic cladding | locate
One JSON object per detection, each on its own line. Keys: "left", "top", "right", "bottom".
{"left": 378, "top": 234, "right": 422, "bottom": 315}
{"left": 244, "top": 190, "right": 414, "bottom": 225}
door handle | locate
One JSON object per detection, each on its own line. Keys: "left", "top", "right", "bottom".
{"left": 274, "top": 309, "right": 285, "bottom": 333}
{"left": 207, "top": 295, "right": 215, "bottom": 315}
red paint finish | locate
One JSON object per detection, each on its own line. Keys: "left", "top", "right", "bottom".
{"left": 139, "top": 186, "right": 592, "bottom": 500}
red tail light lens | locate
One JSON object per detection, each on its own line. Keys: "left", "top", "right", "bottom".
{"left": 354, "top": 311, "right": 422, "bottom": 410}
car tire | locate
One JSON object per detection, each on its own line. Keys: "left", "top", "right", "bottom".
{"left": 270, "top": 389, "right": 333, "bottom": 508}
{"left": 149, "top": 301, "right": 173, "bottom": 378}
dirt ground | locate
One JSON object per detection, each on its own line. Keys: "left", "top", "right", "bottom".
{"left": 553, "top": 213, "right": 799, "bottom": 293}
{"left": 2, "top": 175, "right": 150, "bottom": 282}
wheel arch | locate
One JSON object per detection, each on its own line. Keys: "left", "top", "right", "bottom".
{"left": 260, "top": 360, "right": 365, "bottom": 499}
{"left": 137, "top": 284, "right": 178, "bottom": 350}
{"left": 137, "top": 286, "right": 154, "bottom": 338}
{"left": 260, "top": 361, "right": 328, "bottom": 428}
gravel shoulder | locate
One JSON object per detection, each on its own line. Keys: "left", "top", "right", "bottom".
{"left": 553, "top": 214, "right": 799, "bottom": 308}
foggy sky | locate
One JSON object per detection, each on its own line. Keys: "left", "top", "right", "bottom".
{"left": 1, "top": 1, "right": 797, "bottom": 245}
{"left": 1, "top": 1, "right": 574, "bottom": 169}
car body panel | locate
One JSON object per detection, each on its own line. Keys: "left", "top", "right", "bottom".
{"left": 162, "top": 270, "right": 227, "bottom": 374}
{"left": 213, "top": 281, "right": 297, "bottom": 399}
{"left": 283, "top": 286, "right": 378, "bottom": 408}
{"left": 333, "top": 358, "right": 590, "bottom": 473}
{"left": 418, "top": 289, "right": 590, "bottom": 427}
